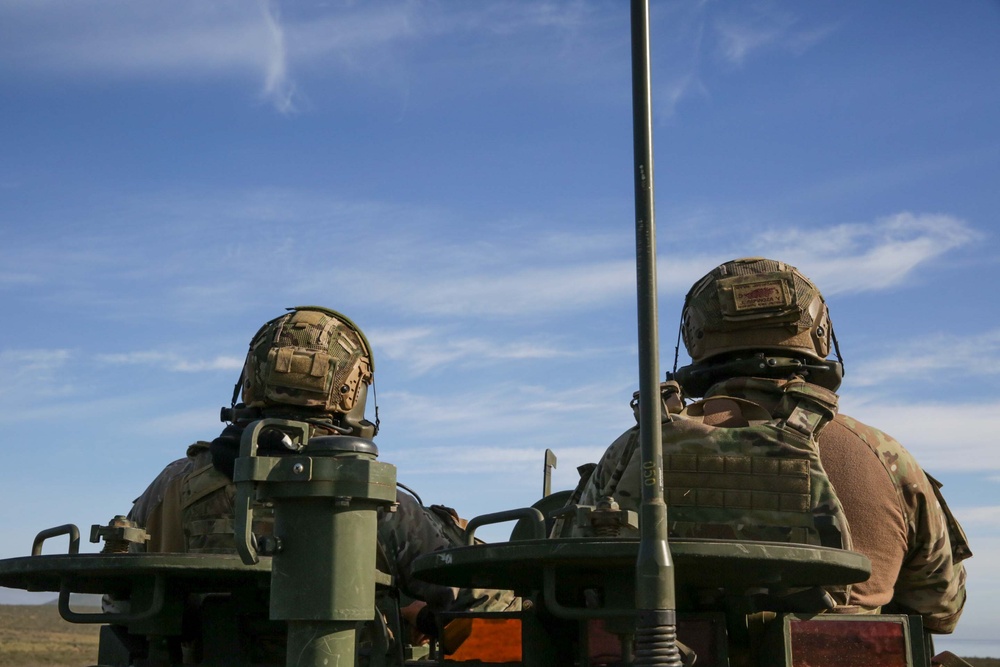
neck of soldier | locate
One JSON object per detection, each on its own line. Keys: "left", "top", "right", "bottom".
{"left": 703, "top": 375, "right": 811, "bottom": 413}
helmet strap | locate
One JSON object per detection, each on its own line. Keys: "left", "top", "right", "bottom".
{"left": 829, "top": 322, "right": 845, "bottom": 379}
{"left": 371, "top": 378, "right": 381, "bottom": 436}
{"left": 229, "top": 366, "right": 245, "bottom": 411}
{"left": 671, "top": 314, "right": 684, "bottom": 377}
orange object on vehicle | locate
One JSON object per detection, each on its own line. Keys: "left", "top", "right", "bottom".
{"left": 445, "top": 618, "right": 522, "bottom": 663}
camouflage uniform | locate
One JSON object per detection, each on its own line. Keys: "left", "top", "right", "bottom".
{"left": 127, "top": 441, "right": 212, "bottom": 552}
{"left": 128, "top": 307, "right": 517, "bottom": 661}
{"left": 135, "top": 426, "right": 518, "bottom": 623}
{"left": 156, "top": 458, "right": 515, "bottom": 617}
{"left": 576, "top": 378, "right": 849, "bottom": 546}
{"left": 574, "top": 376, "right": 969, "bottom": 633}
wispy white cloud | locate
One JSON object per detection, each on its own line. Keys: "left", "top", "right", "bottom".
{"left": 318, "top": 213, "right": 977, "bottom": 320}
{"left": 371, "top": 326, "right": 598, "bottom": 375}
{"left": 836, "top": 398, "right": 1000, "bottom": 472}
{"left": 258, "top": 0, "right": 295, "bottom": 113}
{"left": 647, "top": 3, "right": 839, "bottom": 114}
{"left": 711, "top": 4, "right": 838, "bottom": 66}
{"left": 714, "top": 17, "right": 788, "bottom": 66}
{"left": 97, "top": 351, "right": 243, "bottom": 373}
{"left": 0, "top": 1, "right": 377, "bottom": 112}
{"left": 0, "top": 2, "right": 594, "bottom": 113}
{"left": 746, "top": 212, "right": 978, "bottom": 295}
{"left": 954, "top": 506, "right": 1000, "bottom": 529}
{"left": 372, "top": 260, "right": 638, "bottom": 318}
{"left": 850, "top": 329, "right": 1000, "bottom": 387}
{"left": 5, "top": 184, "right": 978, "bottom": 326}
{"left": 2, "top": 3, "right": 269, "bottom": 75}
{"left": 0, "top": 271, "right": 40, "bottom": 286}
{"left": 143, "top": 408, "right": 224, "bottom": 438}
{"left": 381, "top": 380, "right": 630, "bottom": 441}
{"left": 391, "top": 444, "right": 600, "bottom": 477}
{"left": 656, "top": 73, "right": 709, "bottom": 119}
{"left": 784, "top": 23, "right": 842, "bottom": 56}
{"left": 658, "top": 212, "right": 978, "bottom": 308}
{"left": 0, "top": 348, "right": 73, "bottom": 399}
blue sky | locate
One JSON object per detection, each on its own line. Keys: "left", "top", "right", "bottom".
{"left": 1, "top": 0, "right": 998, "bottom": 656}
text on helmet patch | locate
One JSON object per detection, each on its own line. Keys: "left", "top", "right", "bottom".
{"left": 731, "top": 279, "right": 790, "bottom": 311}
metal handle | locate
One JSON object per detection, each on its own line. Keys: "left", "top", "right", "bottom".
{"left": 464, "top": 508, "right": 545, "bottom": 545}
{"left": 32, "top": 524, "right": 80, "bottom": 556}
{"left": 234, "top": 419, "right": 270, "bottom": 565}
{"left": 57, "top": 574, "right": 166, "bottom": 624}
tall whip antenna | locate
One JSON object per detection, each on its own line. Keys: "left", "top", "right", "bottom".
{"left": 630, "top": 1, "right": 681, "bottom": 664}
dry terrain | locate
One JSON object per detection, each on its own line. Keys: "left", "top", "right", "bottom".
{"left": 0, "top": 605, "right": 101, "bottom": 667}
{"left": 0, "top": 604, "right": 997, "bottom": 667}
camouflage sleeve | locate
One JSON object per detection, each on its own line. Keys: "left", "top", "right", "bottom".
{"left": 839, "top": 417, "right": 970, "bottom": 633}
{"left": 127, "top": 456, "right": 195, "bottom": 528}
{"left": 577, "top": 428, "right": 639, "bottom": 508}
{"left": 377, "top": 491, "right": 518, "bottom": 614}
{"left": 127, "top": 443, "right": 213, "bottom": 527}
{"left": 891, "top": 464, "right": 969, "bottom": 633}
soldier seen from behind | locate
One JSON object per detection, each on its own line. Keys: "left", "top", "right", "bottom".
{"left": 568, "top": 257, "right": 970, "bottom": 634}
{"left": 127, "top": 306, "right": 517, "bottom": 660}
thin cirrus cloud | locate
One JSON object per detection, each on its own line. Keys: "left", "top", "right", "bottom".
{"left": 953, "top": 506, "right": 1000, "bottom": 530}
{"left": 0, "top": 2, "right": 846, "bottom": 117}
{"left": 96, "top": 351, "right": 244, "bottom": 373}
{"left": 0, "top": 2, "right": 592, "bottom": 113}
{"left": 836, "top": 398, "right": 1000, "bottom": 472}
{"left": 142, "top": 408, "right": 230, "bottom": 439}
{"left": 259, "top": 0, "right": 294, "bottom": 113}
{"left": 0, "top": 0, "right": 316, "bottom": 112}
{"left": 714, "top": 16, "right": 790, "bottom": 66}
{"left": 389, "top": 444, "right": 601, "bottom": 477}
{"left": 371, "top": 327, "right": 590, "bottom": 376}
{"left": 371, "top": 260, "right": 638, "bottom": 319}
{"left": 1, "top": 183, "right": 979, "bottom": 326}
{"left": 0, "top": 348, "right": 72, "bottom": 399}
{"left": 2, "top": 2, "right": 274, "bottom": 75}
{"left": 710, "top": 4, "right": 839, "bottom": 67}
{"left": 746, "top": 212, "right": 977, "bottom": 294}
{"left": 382, "top": 381, "right": 627, "bottom": 440}
{"left": 849, "top": 330, "right": 1000, "bottom": 387}
{"left": 299, "top": 212, "right": 976, "bottom": 320}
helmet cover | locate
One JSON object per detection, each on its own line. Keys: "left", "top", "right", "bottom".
{"left": 241, "top": 306, "right": 374, "bottom": 416}
{"left": 682, "top": 257, "right": 832, "bottom": 363}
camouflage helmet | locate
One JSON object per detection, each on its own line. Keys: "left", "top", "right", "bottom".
{"left": 241, "top": 306, "right": 374, "bottom": 416}
{"left": 681, "top": 257, "right": 833, "bottom": 364}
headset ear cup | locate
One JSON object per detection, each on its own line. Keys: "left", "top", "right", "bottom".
{"left": 813, "top": 360, "right": 843, "bottom": 392}
{"left": 672, "top": 363, "right": 713, "bottom": 399}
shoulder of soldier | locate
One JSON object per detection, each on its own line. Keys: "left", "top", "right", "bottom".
{"left": 831, "top": 413, "right": 925, "bottom": 485}
{"left": 588, "top": 426, "right": 640, "bottom": 484}
{"left": 146, "top": 456, "right": 195, "bottom": 490}
{"left": 180, "top": 463, "right": 232, "bottom": 510}
{"left": 377, "top": 489, "right": 464, "bottom": 558}
{"left": 599, "top": 426, "right": 640, "bottom": 462}
{"left": 382, "top": 490, "right": 458, "bottom": 528}
{"left": 128, "top": 456, "right": 197, "bottom": 524}
{"left": 134, "top": 445, "right": 210, "bottom": 505}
